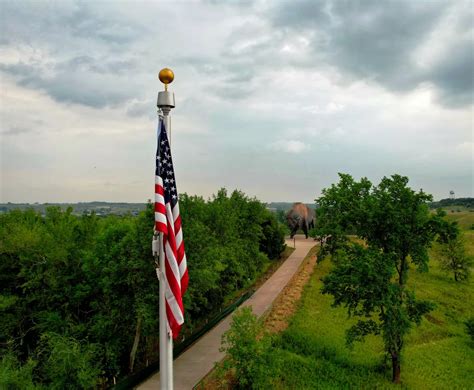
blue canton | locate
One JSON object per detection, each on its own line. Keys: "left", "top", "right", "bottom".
{"left": 156, "top": 120, "right": 178, "bottom": 207}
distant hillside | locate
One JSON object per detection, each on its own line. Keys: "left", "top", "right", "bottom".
{"left": 0, "top": 202, "right": 147, "bottom": 216}
{"left": 1, "top": 201, "right": 318, "bottom": 215}
{"left": 266, "top": 202, "right": 316, "bottom": 212}
{"left": 4, "top": 198, "right": 469, "bottom": 216}
{"left": 429, "top": 197, "right": 473, "bottom": 209}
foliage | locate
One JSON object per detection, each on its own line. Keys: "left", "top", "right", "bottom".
{"left": 259, "top": 214, "right": 286, "bottom": 260}
{"left": 317, "top": 174, "right": 441, "bottom": 383}
{"left": 0, "top": 189, "right": 284, "bottom": 386}
{"left": 36, "top": 333, "right": 101, "bottom": 389}
{"left": 429, "top": 197, "right": 474, "bottom": 210}
{"left": 465, "top": 318, "right": 474, "bottom": 344}
{"left": 322, "top": 246, "right": 434, "bottom": 369}
{"left": 220, "top": 307, "right": 269, "bottom": 389}
{"left": 436, "top": 221, "right": 473, "bottom": 282}
{"left": 0, "top": 354, "right": 38, "bottom": 390}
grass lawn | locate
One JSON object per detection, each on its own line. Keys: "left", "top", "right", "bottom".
{"left": 438, "top": 208, "right": 474, "bottom": 231}
{"left": 254, "top": 213, "right": 474, "bottom": 389}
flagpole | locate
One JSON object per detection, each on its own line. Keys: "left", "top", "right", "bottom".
{"left": 157, "top": 68, "right": 175, "bottom": 390}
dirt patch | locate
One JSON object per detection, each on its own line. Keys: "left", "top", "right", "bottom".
{"left": 425, "top": 314, "right": 445, "bottom": 325}
{"left": 263, "top": 247, "right": 318, "bottom": 334}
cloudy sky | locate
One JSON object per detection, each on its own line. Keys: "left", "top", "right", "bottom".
{"left": 0, "top": 0, "right": 472, "bottom": 203}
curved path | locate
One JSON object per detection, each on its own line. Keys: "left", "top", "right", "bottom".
{"left": 137, "top": 235, "right": 315, "bottom": 390}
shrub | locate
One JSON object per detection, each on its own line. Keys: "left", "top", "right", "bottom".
{"left": 259, "top": 215, "right": 286, "bottom": 260}
{"left": 37, "top": 333, "right": 102, "bottom": 389}
{"left": 437, "top": 222, "right": 473, "bottom": 282}
{"left": 465, "top": 318, "right": 474, "bottom": 344}
{"left": 220, "top": 307, "right": 269, "bottom": 389}
{"left": 0, "top": 354, "right": 37, "bottom": 389}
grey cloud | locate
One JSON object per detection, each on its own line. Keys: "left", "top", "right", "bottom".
{"left": 265, "top": 0, "right": 473, "bottom": 108}
{"left": 179, "top": 55, "right": 258, "bottom": 99}
{"left": 428, "top": 38, "right": 474, "bottom": 108}
{"left": 64, "top": 4, "right": 145, "bottom": 46}
{"left": 0, "top": 2, "right": 145, "bottom": 109}
{"left": 1, "top": 56, "right": 139, "bottom": 108}
{"left": 58, "top": 56, "right": 136, "bottom": 75}
{"left": 203, "top": 0, "right": 255, "bottom": 7}
{"left": 225, "top": 70, "right": 254, "bottom": 84}
{"left": 178, "top": 56, "right": 221, "bottom": 75}
{"left": 1, "top": 126, "right": 39, "bottom": 136}
{"left": 271, "top": 0, "right": 330, "bottom": 30}
{"left": 0, "top": 1, "right": 145, "bottom": 48}
{"left": 214, "top": 85, "right": 252, "bottom": 100}
{"left": 126, "top": 100, "right": 154, "bottom": 118}
{"left": 326, "top": 1, "right": 442, "bottom": 90}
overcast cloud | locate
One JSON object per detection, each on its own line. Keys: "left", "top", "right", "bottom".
{"left": 0, "top": 0, "right": 472, "bottom": 203}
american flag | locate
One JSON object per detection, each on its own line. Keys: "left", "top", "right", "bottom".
{"left": 155, "top": 118, "right": 188, "bottom": 339}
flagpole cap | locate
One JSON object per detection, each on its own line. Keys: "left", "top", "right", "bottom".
{"left": 159, "top": 68, "right": 174, "bottom": 91}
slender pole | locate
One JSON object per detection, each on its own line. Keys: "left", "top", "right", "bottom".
{"left": 157, "top": 68, "right": 176, "bottom": 390}
{"left": 158, "top": 232, "right": 168, "bottom": 390}
{"left": 161, "top": 107, "right": 173, "bottom": 390}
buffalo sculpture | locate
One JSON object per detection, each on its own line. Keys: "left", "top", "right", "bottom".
{"left": 286, "top": 202, "right": 315, "bottom": 239}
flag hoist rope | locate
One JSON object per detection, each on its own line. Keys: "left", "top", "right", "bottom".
{"left": 153, "top": 68, "right": 176, "bottom": 390}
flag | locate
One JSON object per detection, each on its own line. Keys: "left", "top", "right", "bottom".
{"left": 154, "top": 117, "right": 188, "bottom": 339}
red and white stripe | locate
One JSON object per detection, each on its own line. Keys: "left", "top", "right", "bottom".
{"left": 155, "top": 175, "right": 189, "bottom": 339}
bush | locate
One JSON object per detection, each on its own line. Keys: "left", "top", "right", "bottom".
{"left": 259, "top": 215, "right": 286, "bottom": 260}
{"left": 220, "top": 307, "right": 269, "bottom": 389}
{"left": 465, "top": 318, "right": 474, "bottom": 344}
{"left": 0, "top": 354, "right": 37, "bottom": 390}
{"left": 437, "top": 224, "right": 473, "bottom": 282}
{"left": 37, "top": 333, "right": 102, "bottom": 389}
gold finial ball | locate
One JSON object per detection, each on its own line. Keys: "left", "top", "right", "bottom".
{"left": 159, "top": 68, "right": 174, "bottom": 85}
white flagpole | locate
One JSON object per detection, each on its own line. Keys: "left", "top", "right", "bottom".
{"left": 157, "top": 231, "right": 168, "bottom": 390}
{"left": 157, "top": 68, "right": 176, "bottom": 390}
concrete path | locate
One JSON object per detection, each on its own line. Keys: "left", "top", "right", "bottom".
{"left": 137, "top": 235, "right": 315, "bottom": 390}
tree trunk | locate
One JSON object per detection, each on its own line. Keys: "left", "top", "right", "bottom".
{"left": 129, "top": 316, "right": 142, "bottom": 373}
{"left": 391, "top": 352, "right": 401, "bottom": 384}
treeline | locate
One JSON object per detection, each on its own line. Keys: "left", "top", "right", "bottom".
{"left": 0, "top": 189, "right": 286, "bottom": 388}
{"left": 430, "top": 197, "right": 473, "bottom": 209}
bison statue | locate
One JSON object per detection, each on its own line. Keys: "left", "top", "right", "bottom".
{"left": 286, "top": 202, "right": 315, "bottom": 239}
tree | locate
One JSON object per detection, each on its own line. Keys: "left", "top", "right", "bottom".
{"left": 436, "top": 221, "right": 472, "bottom": 282}
{"left": 318, "top": 174, "right": 439, "bottom": 384}
{"left": 259, "top": 213, "right": 286, "bottom": 260}
{"left": 0, "top": 190, "right": 286, "bottom": 386}
{"left": 220, "top": 307, "right": 269, "bottom": 389}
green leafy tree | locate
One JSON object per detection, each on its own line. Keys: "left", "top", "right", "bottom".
{"left": 318, "top": 174, "right": 439, "bottom": 383}
{"left": 259, "top": 214, "right": 286, "bottom": 260}
{"left": 436, "top": 221, "right": 472, "bottom": 282}
{"left": 0, "top": 189, "right": 285, "bottom": 386}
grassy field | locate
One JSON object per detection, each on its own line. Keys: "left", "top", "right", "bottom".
{"left": 248, "top": 211, "right": 474, "bottom": 389}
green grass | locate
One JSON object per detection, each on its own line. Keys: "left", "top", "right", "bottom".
{"left": 253, "top": 227, "right": 474, "bottom": 389}
{"left": 440, "top": 209, "right": 474, "bottom": 231}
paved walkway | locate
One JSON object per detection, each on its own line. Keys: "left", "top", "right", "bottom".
{"left": 137, "top": 235, "right": 315, "bottom": 390}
